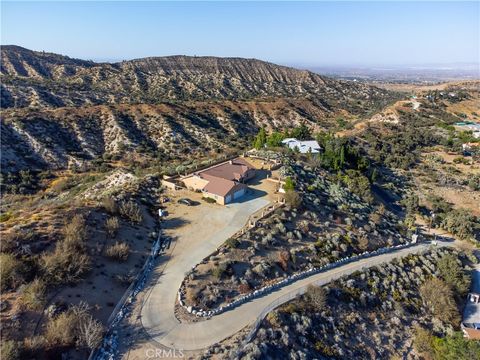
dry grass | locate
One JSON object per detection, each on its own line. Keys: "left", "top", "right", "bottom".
{"left": 45, "top": 311, "right": 77, "bottom": 346}
{"left": 102, "top": 197, "right": 118, "bottom": 215}
{"left": 105, "top": 216, "right": 120, "bottom": 238}
{"left": 41, "top": 215, "right": 91, "bottom": 285}
{"left": 105, "top": 241, "right": 130, "bottom": 262}
{"left": 19, "top": 279, "right": 46, "bottom": 311}
{"left": 45, "top": 302, "right": 104, "bottom": 349}
{"left": 0, "top": 253, "right": 23, "bottom": 291}
{"left": 119, "top": 200, "right": 143, "bottom": 223}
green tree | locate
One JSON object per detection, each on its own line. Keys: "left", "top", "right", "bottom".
{"left": 253, "top": 128, "right": 267, "bottom": 150}
{"left": 402, "top": 193, "right": 420, "bottom": 214}
{"left": 266, "top": 131, "right": 284, "bottom": 147}
{"left": 441, "top": 209, "right": 477, "bottom": 241}
{"left": 432, "top": 332, "right": 480, "bottom": 360}
{"left": 342, "top": 170, "right": 373, "bottom": 203}
{"left": 291, "top": 123, "right": 310, "bottom": 140}
{"left": 438, "top": 254, "right": 470, "bottom": 296}
{"left": 283, "top": 177, "right": 295, "bottom": 191}
{"left": 413, "top": 326, "right": 434, "bottom": 356}
{"left": 339, "top": 146, "right": 345, "bottom": 168}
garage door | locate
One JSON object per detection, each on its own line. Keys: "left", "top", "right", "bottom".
{"left": 233, "top": 188, "right": 245, "bottom": 200}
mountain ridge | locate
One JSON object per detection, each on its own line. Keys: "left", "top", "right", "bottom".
{"left": 1, "top": 45, "right": 394, "bottom": 109}
{"left": 0, "top": 45, "right": 400, "bottom": 172}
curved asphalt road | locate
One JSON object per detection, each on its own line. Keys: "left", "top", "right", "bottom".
{"left": 141, "top": 200, "right": 454, "bottom": 350}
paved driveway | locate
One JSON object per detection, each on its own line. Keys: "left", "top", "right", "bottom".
{"left": 141, "top": 192, "right": 269, "bottom": 348}
{"left": 142, "top": 228, "right": 454, "bottom": 350}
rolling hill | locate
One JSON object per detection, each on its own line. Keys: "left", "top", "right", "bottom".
{"left": 0, "top": 46, "right": 400, "bottom": 171}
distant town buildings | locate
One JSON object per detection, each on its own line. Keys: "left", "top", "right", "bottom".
{"left": 281, "top": 138, "right": 321, "bottom": 154}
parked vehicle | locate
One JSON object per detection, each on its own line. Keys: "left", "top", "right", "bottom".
{"left": 177, "top": 198, "right": 199, "bottom": 206}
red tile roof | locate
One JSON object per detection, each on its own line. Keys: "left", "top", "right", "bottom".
{"left": 198, "top": 158, "right": 254, "bottom": 182}
{"left": 202, "top": 174, "right": 247, "bottom": 197}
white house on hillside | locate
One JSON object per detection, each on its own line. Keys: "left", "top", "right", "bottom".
{"left": 281, "top": 138, "right": 321, "bottom": 154}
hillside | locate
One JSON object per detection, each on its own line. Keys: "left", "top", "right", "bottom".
{"left": 0, "top": 46, "right": 400, "bottom": 172}
{"left": 1, "top": 99, "right": 331, "bottom": 171}
{"left": 1, "top": 45, "right": 395, "bottom": 108}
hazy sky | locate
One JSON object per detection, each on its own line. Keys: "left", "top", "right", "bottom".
{"left": 1, "top": 1, "right": 479, "bottom": 66}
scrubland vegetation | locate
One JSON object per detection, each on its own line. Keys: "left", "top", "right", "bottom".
{"left": 0, "top": 168, "right": 161, "bottom": 358}
{"left": 232, "top": 249, "right": 479, "bottom": 360}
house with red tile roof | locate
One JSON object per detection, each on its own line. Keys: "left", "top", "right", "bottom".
{"left": 181, "top": 157, "right": 255, "bottom": 204}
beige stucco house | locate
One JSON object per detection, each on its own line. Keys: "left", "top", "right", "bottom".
{"left": 181, "top": 157, "right": 255, "bottom": 205}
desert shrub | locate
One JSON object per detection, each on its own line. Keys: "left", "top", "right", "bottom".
{"left": 453, "top": 157, "right": 470, "bottom": 165}
{"left": 468, "top": 175, "right": 480, "bottom": 191}
{"left": 315, "top": 340, "right": 337, "bottom": 357}
{"left": 441, "top": 209, "right": 477, "bottom": 241}
{"left": 77, "top": 316, "right": 104, "bottom": 350}
{"left": 238, "top": 283, "right": 251, "bottom": 294}
{"left": 369, "top": 211, "right": 381, "bottom": 225}
{"left": 284, "top": 190, "right": 302, "bottom": 208}
{"left": 420, "top": 277, "right": 460, "bottom": 325}
{"left": 0, "top": 253, "right": 24, "bottom": 291}
{"left": 413, "top": 326, "right": 434, "bottom": 356}
{"left": 342, "top": 169, "right": 373, "bottom": 203}
{"left": 402, "top": 193, "right": 420, "bottom": 214}
{"left": 49, "top": 177, "right": 76, "bottom": 194}
{"left": 46, "top": 311, "right": 78, "bottom": 346}
{"left": 102, "top": 197, "right": 118, "bottom": 215}
{"left": 203, "top": 196, "right": 217, "bottom": 204}
{"left": 41, "top": 249, "right": 91, "bottom": 286}
{"left": 46, "top": 302, "right": 104, "bottom": 350}
{"left": 105, "top": 217, "right": 120, "bottom": 238}
{"left": 437, "top": 254, "right": 470, "bottom": 296}
{"left": 63, "top": 214, "right": 87, "bottom": 251}
{"left": 305, "top": 285, "right": 326, "bottom": 310}
{"left": 0, "top": 340, "right": 23, "bottom": 360}
{"left": 42, "top": 251, "right": 91, "bottom": 285}
{"left": 428, "top": 195, "right": 452, "bottom": 214}
{"left": 185, "top": 287, "right": 198, "bottom": 304}
{"left": 105, "top": 242, "right": 130, "bottom": 262}
{"left": 1, "top": 231, "right": 20, "bottom": 253}
{"left": 357, "top": 235, "right": 369, "bottom": 251}
{"left": 22, "top": 336, "right": 46, "bottom": 357}
{"left": 119, "top": 200, "right": 143, "bottom": 223}
{"left": 41, "top": 214, "right": 91, "bottom": 285}
{"left": 212, "top": 262, "right": 229, "bottom": 279}
{"left": 19, "top": 279, "right": 46, "bottom": 311}
{"left": 225, "top": 237, "right": 239, "bottom": 248}
{"left": 278, "top": 250, "right": 290, "bottom": 271}
{"left": 266, "top": 311, "right": 281, "bottom": 327}
{"left": 0, "top": 211, "right": 13, "bottom": 223}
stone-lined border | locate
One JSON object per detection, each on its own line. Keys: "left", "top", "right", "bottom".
{"left": 177, "top": 240, "right": 415, "bottom": 318}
